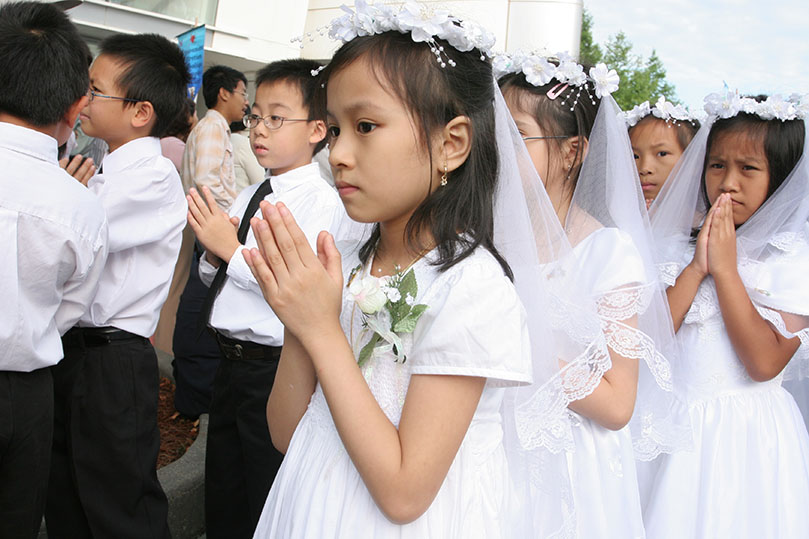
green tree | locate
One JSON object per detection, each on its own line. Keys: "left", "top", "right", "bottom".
{"left": 580, "top": 10, "right": 677, "bottom": 109}
{"left": 579, "top": 8, "right": 602, "bottom": 66}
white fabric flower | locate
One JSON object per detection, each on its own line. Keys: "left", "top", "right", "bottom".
{"left": 398, "top": 2, "right": 451, "bottom": 43}
{"left": 329, "top": 10, "right": 359, "bottom": 42}
{"left": 589, "top": 63, "right": 619, "bottom": 98}
{"left": 349, "top": 275, "right": 388, "bottom": 315}
{"left": 704, "top": 91, "right": 743, "bottom": 119}
{"left": 623, "top": 101, "right": 650, "bottom": 127}
{"left": 523, "top": 56, "right": 557, "bottom": 87}
{"left": 764, "top": 95, "right": 797, "bottom": 121}
{"left": 558, "top": 60, "right": 586, "bottom": 86}
{"left": 492, "top": 53, "right": 514, "bottom": 77}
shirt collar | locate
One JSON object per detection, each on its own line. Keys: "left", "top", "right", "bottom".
{"left": 0, "top": 122, "right": 59, "bottom": 164}
{"left": 100, "top": 136, "right": 162, "bottom": 175}
{"left": 268, "top": 162, "right": 323, "bottom": 195}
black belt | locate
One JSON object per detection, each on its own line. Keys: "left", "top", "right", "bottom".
{"left": 63, "top": 326, "right": 146, "bottom": 347}
{"left": 212, "top": 330, "right": 281, "bottom": 361}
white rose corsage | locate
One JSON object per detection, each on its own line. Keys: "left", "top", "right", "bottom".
{"left": 347, "top": 264, "right": 428, "bottom": 366}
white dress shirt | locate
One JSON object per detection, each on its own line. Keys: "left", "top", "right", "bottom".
{"left": 0, "top": 122, "right": 108, "bottom": 371}
{"left": 199, "top": 162, "right": 343, "bottom": 346}
{"left": 79, "top": 137, "right": 187, "bottom": 337}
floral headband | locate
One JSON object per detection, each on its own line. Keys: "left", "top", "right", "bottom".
{"left": 623, "top": 96, "right": 702, "bottom": 128}
{"left": 703, "top": 89, "right": 808, "bottom": 122}
{"left": 295, "top": 0, "right": 496, "bottom": 74}
{"left": 492, "top": 50, "right": 619, "bottom": 110}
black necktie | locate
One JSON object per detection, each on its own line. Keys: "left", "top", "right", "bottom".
{"left": 198, "top": 179, "right": 273, "bottom": 331}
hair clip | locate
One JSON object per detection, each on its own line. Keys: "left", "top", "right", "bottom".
{"left": 546, "top": 82, "right": 569, "bottom": 100}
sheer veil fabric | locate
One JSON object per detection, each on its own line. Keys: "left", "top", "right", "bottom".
{"left": 491, "top": 82, "right": 689, "bottom": 536}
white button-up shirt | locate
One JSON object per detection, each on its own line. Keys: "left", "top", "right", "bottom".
{"left": 79, "top": 137, "right": 187, "bottom": 337}
{"left": 0, "top": 122, "right": 108, "bottom": 371}
{"left": 199, "top": 163, "right": 343, "bottom": 346}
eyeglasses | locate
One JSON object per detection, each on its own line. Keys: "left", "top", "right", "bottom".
{"left": 235, "top": 90, "right": 249, "bottom": 100}
{"left": 87, "top": 89, "right": 140, "bottom": 103}
{"left": 243, "top": 113, "right": 308, "bottom": 130}
{"left": 522, "top": 135, "right": 570, "bottom": 142}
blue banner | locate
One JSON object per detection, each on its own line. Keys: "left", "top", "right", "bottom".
{"left": 177, "top": 25, "right": 206, "bottom": 101}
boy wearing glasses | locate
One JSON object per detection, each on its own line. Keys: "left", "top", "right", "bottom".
{"left": 0, "top": 3, "right": 107, "bottom": 537}
{"left": 47, "top": 34, "right": 189, "bottom": 539}
{"left": 186, "top": 59, "right": 341, "bottom": 538}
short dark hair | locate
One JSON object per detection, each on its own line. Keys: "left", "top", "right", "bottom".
{"left": 256, "top": 59, "right": 327, "bottom": 154}
{"left": 164, "top": 97, "right": 196, "bottom": 140}
{"left": 202, "top": 65, "right": 246, "bottom": 109}
{"left": 320, "top": 31, "right": 512, "bottom": 279}
{"left": 630, "top": 114, "right": 700, "bottom": 152}
{"left": 0, "top": 1, "right": 90, "bottom": 126}
{"left": 499, "top": 65, "right": 600, "bottom": 201}
{"left": 99, "top": 33, "right": 190, "bottom": 138}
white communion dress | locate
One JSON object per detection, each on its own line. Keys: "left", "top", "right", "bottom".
{"left": 564, "top": 227, "right": 648, "bottom": 539}
{"left": 252, "top": 245, "right": 532, "bottom": 538}
{"left": 641, "top": 243, "right": 809, "bottom": 539}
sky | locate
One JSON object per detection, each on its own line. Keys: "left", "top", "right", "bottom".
{"left": 585, "top": 0, "right": 809, "bottom": 110}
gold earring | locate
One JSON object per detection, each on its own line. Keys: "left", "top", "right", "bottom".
{"left": 441, "top": 163, "right": 448, "bottom": 186}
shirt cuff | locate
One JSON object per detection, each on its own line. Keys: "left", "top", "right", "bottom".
{"left": 225, "top": 245, "right": 255, "bottom": 289}
{"left": 198, "top": 251, "right": 219, "bottom": 286}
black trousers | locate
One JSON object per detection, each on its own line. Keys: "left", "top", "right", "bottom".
{"left": 0, "top": 368, "right": 53, "bottom": 539}
{"left": 45, "top": 329, "right": 170, "bottom": 539}
{"left": 205, "top": 351, "right": 284, "bottom": 539}
{"left": 172, "top": 251, "right": 221, "bottom": 418}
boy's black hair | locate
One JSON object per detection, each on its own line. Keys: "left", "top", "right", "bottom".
{"left": 255, "top": 59, "right": 327, "bottom": 154}
{"left": 202, "top": 65, "right": 247, "bottom": 110}
{"left": 630, "top": 114, "right": 700, "bottom": 152}
{"left": 99, "top": 33, "right": 191, "bottom": 138}
{"left": 699, "top": 95, "right": 805, "bottom": 208}
{"left": 0, "top": 1, "right": 90, "bottom": 126}
{"left": 319, "top": 31, "right": 512, "bottom": 279}
{"left": 164, "top": 97, "right": 196, "bottom": 140}
{"left": 498, "top": 66, "right": 599, "bottom": 202}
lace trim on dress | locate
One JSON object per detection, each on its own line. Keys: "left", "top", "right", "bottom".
{"left": 769, "top": 230, "right": 808, "bottom": 253}
{"left": 601, "top": 318, "right": 673, "bottom": 391}
{"left": 657, "top": 262, "right": 680, "bottom": 287}
{"left": 632, "top": 403, "right": 694, "bottom": 461}
{"left": 515, "top": 338, "right": 611, "bottom": 454}
{"left": 594, "top": 282, "right": 654, "bottom": 320}
{"left": 754, "top": 303, "right": 809, "bottom": 381}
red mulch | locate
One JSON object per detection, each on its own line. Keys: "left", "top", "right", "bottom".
{"left": 157, "top": 377, "right": 199, "bottom": 469}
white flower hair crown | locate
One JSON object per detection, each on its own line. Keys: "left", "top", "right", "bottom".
{"left": 623, "top": 96, "right": 702, "bottom": 128}
{"left": 492, "top": 50, "right": 619, "bottom": 111}
{"left": 294, "top": 0, "right": 496, "bottom": 72}
{"left": 703, "top": 89, "right": 808, "bottom": 122}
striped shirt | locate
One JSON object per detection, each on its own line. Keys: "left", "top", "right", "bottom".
{"left": 181, "top": 109, "right": 236, "bottom": 210}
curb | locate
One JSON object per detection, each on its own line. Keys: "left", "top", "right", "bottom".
{"left": 159, "top": 413, "right": 208, "bottom": 539}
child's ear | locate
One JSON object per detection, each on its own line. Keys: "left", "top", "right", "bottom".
{"left": 440, "top": 115, "right": 472, "bottom": 174}
{"left": 309, "top": 119, "right": 327, "bottom": 145}
{"left": 562, "top": 135, "right": 589, "bottom": 171}
{"left": 130, "top": 101, "right": 156, "bottom": 131}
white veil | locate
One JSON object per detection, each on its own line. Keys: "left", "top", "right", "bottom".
{"left": 566, "top": 94, "right": 691, "bottom": 459}
{"left": 649, "top": 93, "right": 809, "bottom": 382}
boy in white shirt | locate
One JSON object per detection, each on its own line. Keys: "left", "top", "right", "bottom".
{"left": 46, "top": 33, "right": 189, "bottom": 539}
{"left": 187, "top": 59, "right": 342, "bottom": 538}
{"left": 0, "top": 4, "right": 108, "bottom": 537}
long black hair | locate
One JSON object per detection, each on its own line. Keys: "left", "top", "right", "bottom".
{"left": 319, "top": 31, "right": 512, "bottom": 279}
